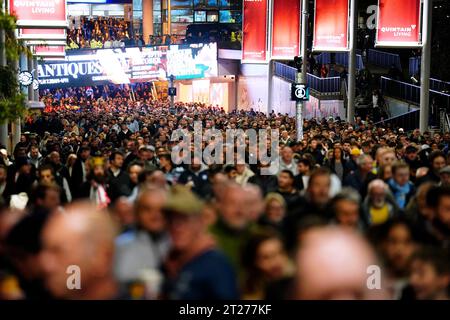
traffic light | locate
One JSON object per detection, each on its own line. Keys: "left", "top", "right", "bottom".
{"left": 294, "top": 56, "right": 302, "bottom": 72}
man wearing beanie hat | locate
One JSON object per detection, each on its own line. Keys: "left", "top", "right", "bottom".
{"left": 161, "top": 186, "right": 238, "bottom": 300}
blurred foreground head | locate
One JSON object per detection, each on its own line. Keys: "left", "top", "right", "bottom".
{"left": 295, "top": 226, "right": 388, "bottom": 300}
{"left": 41, "top": 202, "right": 117, "bottom": 299}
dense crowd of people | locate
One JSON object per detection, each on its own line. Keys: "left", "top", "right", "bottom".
{"left": 66, "top": 16, "right": 186, "bottom": 50}
{"left": 67, "top": 16, "right": 135, "bottom": 50}
{"left": 0, "top": 86, "right": 448, "bottom": 300}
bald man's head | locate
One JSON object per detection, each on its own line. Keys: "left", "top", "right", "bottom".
{"left": 41, "top": 202, "right": 117, "bottom": 299}
{"left": 295, "top": 226, "right": 388, "bottom": 300}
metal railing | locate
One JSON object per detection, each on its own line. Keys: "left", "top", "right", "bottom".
{"left": 446, "top": 113, "right": 450, "bottom": 133}
{"left": 409, "top": 59, "right": 450, "bottom": 92}
{"left": 306, "top": 73, "right": 341, "bottom": 93}
{"left": 334, "top": 52, "right": 364, "bottom": 70}
{"left": 373, "top": 109, "right": 420, "bottom": 131}
{"left": 430, "top": 78, "right": 450, "bottom": 93}
{"left": 439, "top": 109, "right": 450, "bottom": 133}
{"left": 273, "top": 62, "right": 296, "bottom": 82}
{"left": 316, "top": 52, "right": 331, "bottom": 65}
{"left": 380, "top": 76, "right": 450, "bottom": 109}
{"left": 368, "top": 49, "right": 402, "bottom": 70}
{"left": 273, "top": 62, "right": 341, "bottom": 94}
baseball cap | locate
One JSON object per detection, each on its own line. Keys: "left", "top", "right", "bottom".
{"left": 350, "top": 148, "right": 361, "bottom": 156}
{"left": 163, "top": 185, "right": 204, "bottom": 216}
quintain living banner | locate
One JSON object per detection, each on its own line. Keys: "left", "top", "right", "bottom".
{"left": 271, "top": 0, "right": 300, "bottom": 59}
{"left": 313, "top": 0, "right": 349, "bottom": 51}
{"left": 9, "top": 0, "right": 67, "bottom": 28}
{"left": 242, "top": 0, "right": 268, "bottom": 62}
{"left": 376, "top": 0, "right": 421, "bottom": 47}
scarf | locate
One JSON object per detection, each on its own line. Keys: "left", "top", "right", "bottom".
{"left": 388, "top": 179, "right": 411, "bottom": 209}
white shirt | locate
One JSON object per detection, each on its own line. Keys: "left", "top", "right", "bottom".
{"left": 81, "top": 161, "right": 87, "bottom": 183}
{"left": 302, "top": 176, "right": 310, "bottom": 189}
{"left": 111, "top": 168, "right": 121, "bottom": 178}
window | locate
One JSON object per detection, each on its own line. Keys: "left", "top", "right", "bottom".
{"left": 220, "top": 0, "right": 240, "bottom": 8}
{"left": 207, "top": 11, "right": 218, "bottom": 22}
{"left": 153, "top": 23, "right": 162, "bottom": 36}
{"left": 219, "top": 0, "right": 230, "bottom": 7}
{"left": 207, "top": 0, "right": 218, "bottom": 6}
{"left": 219, "top": 10, "right": 241, "bottom": 23}
{"left": 67, "top": 4, "right": 90, "bottom": 16}
{"left": 171, "top": 0, "right": 192, "bottom": 8}
{"left": 171, "top": 9, "right": 194, "bottom": 23}
{"left": 194, "top": 11, "right": 207, "bottom": 22}
{"left": 153, "top": 11, "right": 162, "bottom": 23}
{"left": 133, "top": 0, "right": 142, "bottom": 11}
{"left": 153, "top": 0, "right": 161, "bottom": 11}
{"left": 194, "top": 0, "right": 205, "bottom": 6}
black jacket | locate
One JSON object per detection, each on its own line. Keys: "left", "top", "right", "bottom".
{"left": 70, "top": 158, "right": 87, "bottom": 197}
{"left": 107, "top": 169, "right": 133, "bottom": 202}
{"left": 248, "top": 174, "right": 278, "bottom": 196}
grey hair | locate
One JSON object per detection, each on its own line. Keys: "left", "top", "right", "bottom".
{"left": 367, "top": 179, "right": 388, "bottom": 193}
{"left": 331, "top": 187, "right": 361, "bottom": 205}
{"left": 357, "top": 154, "right": 372, "bottom": 166}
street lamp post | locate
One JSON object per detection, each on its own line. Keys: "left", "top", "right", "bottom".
{"left": 419, "top": 0, "right": 432, "bottom": 133}
{"left": 169, "top": 74, "right": 175, "bottom": 112}
{"left": 296, "top": 0, "right": 308, "bottom": 142}
{"left": 347, "top": 0, "right": 357, "bottom": 124}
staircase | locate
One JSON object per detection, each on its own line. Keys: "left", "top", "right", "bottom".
{"left": 373, "top": 109, "right": 420, "bottom": 131}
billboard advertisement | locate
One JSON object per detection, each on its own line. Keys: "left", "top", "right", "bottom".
{"left": 376, "top": 0, "right": 421, "bottom": 47}
{"left": 34, "top": 45, "right": 66, "bottom": 57}
{"left": 37, "top": 43, "right": 218, "bottom": 88}
{"left": 167, "top": 43, "right": 218, "bottom": 80}
{"left": 19, "top": 28, "right": 67, "bottom": 40}
{"left": 271, "top": 0, "right": 300, "bottom": 59}
{"left": 242, "top": 0, "right": 268, "bottom": 63}
{"left": 67, "top": 0, "right": 132, "bottom": 3}
{"left": 312, "top": 0, "right": 349, "bottom": 51}
{"left": 9, "top": 0, "right": 68, "bottom": 28}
